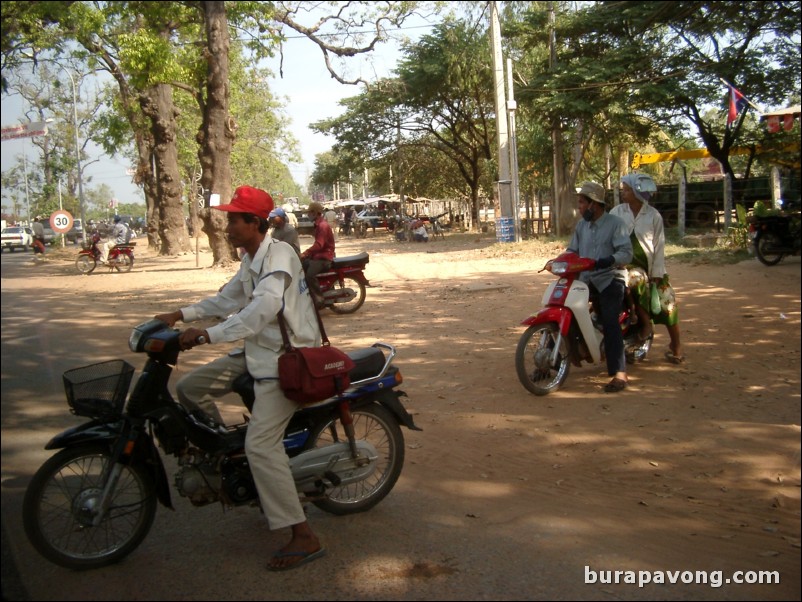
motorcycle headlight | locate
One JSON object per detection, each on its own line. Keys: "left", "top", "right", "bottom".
{"left": 129, "top": 328, "right": 144, "bottom": 352}
{"left": 128, "top": 319, "right": 163, "bottom": 352}
{"left": 550, "top": 261, "right": 568, "bottom": 275}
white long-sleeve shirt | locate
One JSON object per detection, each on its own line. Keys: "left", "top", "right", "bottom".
{"left": 609, "top": 202, "right": 666, "bottom": 279}
{"left": 180, "top": 238, "right": 320, "bottom": 379}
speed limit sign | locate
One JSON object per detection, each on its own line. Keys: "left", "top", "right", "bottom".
{"left": 50, "top": 210, "right": 74, "bottom": 234}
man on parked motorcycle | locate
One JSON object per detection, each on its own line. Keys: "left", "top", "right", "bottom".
{"left": 566, "top": 182, "right": 633, "bottom": 393}
{"left": 154, "top": 185, "right": 326, "bottom": 571}
{"left": 269, "top": 207, "right": 301, "bottom": 255}
{"left": 300, "top": 201, "right": 335, "bottom": 308}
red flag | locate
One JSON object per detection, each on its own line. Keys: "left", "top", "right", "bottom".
{"left": 727, "top": 85, "right": 748, "bottom": 125}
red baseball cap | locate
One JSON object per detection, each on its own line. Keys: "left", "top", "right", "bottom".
{"left": 214, "top": 186, "right": 274, "bottom": 218}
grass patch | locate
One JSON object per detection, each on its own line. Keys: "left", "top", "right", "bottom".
{"left": 665, "top": 243, "right": 751, "bottom": 265}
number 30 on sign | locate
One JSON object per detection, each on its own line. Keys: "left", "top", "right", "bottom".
{"left": 50, "top": 210, "right": 74, "bottom": 234}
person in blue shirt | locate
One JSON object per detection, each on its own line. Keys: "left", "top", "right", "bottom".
{"left": 566, "top": 182, "right": 633, "bottom": 393}
{"left": 100, "top": 215, "right": 129, "bottom": 264}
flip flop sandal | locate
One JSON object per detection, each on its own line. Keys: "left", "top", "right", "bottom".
{"left": 267, "top": 548, "right": 326, "bottom": 572}
{"left": 665, "top": 351, "right": 685, "bottom": 364}
{"left": 604, "top": 378, "right": 627, "bottom": 393}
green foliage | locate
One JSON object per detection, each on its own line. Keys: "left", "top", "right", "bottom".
{"left": 312, "top": 18, "right": 495, "bottom": 206}
{"left": 752, "top": 200, "right": 780, "bottom": 217}
{"left": 726, "top": 203, "right": 750, "bottom": 250}
{"left": 506, "top": 0, "right": 801, "bottom": 195}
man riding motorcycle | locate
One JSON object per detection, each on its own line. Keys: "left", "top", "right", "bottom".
{"left": 300, "top": 202, "right": 335, "bottom": 308}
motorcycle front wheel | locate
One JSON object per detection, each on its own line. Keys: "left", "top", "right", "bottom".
{"left": 23, "top": 444, "right": 157, "bottom": 570}
{"left": 75, "top": 254, "right": 97, "bottom": 274}
{"left": 754, "top": 232, "right": 785, "bottom": 266}
{"left": 327, "top": 275, "right": 367, "bottom": 314}
{"left": 306, "top": 403, "right": 404, "bottom": 515}
{"left": 113, "top": 253, "right": 134, "bottom": 273}
{"left": 515, "top": 323, "right": 571, "bottom": 395}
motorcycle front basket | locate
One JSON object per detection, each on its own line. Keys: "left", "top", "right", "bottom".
{"left": 63, "top": 359, "right": 135, "bottom": 419}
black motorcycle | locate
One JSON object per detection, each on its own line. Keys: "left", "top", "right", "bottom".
{"left": 749, "top": 200, "right": 801, "bottom": 266}
{"left": 23, "top": 319, "right": 419, "bottom": 570}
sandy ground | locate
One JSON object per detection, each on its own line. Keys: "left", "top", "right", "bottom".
{"left": 1, "top": 229, "right": 800, "bottom": 601}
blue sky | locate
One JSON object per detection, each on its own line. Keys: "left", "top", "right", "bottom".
{"left": 262, "top": 23, "right": 429, "bottom": 188}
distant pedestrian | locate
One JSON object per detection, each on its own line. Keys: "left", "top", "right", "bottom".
{"left": 268, "top": 208, "right": 301, "bottom": 255}
{"left": 324, "top": 207, "right": 338, "bottom": 239}
{"left": 31, "top": 218, "right": 46, "bottom": 256}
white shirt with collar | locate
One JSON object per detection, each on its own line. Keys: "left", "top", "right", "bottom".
{"left": 180, "top": 238, "right": 320, "bottom": 379}
{"left": 609, "top": 202, "right": 666, "bottom": 279}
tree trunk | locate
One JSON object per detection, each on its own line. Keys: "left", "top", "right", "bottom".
{"left": 197, "top": 0, "right": 237, "bottom": 264}
{"left": 552, "top": 120, "right": 573, "bottom": 236}
{"left": 132, "top": 134, "right": 159, "bottom": 249}
{"left": 139, "top": 83, "right": 190, "bottom": 255}
{"left": 616, "top": 145, "right": 629, "bottom": 206}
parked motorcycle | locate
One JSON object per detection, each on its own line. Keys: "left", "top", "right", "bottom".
{"left": 75, "top": 232, "right": 136, "bottom": 274}
{"left": 317, "top": 252, "right": 371, "bottom": 314}
{"left": 748, "top": 201, "right": 801, "bottom": 266}
{"left": 515, "top": 252, "right": 652, "bottom": 395}
{"left": 23, "top": 318, "right": 419, "bottom": 570}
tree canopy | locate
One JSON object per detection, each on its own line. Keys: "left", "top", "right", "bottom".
{"left": 3, "top": 1, "right": 799, "bottom": 240}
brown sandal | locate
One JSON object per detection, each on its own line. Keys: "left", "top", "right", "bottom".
{"left": 604, "top": 378, "right": 627, "bottom": 393}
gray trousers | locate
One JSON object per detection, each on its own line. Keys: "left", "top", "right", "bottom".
{"left": 303, "top": 258, "right": 331, "bottom": 300}
{"left": 176, "top": 353, "right": 306, "bottom": 529}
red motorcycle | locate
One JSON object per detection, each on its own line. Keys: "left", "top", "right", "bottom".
{"left": 317, "top": 252, "right": 370, "bottom": 314}
{"left": 75, "top": 233, "right": 136, "bottom": 274}
{"left": 515, "top": 252, "right": 652, "bottom": 395}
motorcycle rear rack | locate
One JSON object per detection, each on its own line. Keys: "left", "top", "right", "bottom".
{"left": 346, "top": 342, "right": 397, "bottom": 389}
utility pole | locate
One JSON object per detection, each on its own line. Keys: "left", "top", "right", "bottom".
{"left": 490, "top": 2, "right": 513, "bottom": 222}
{"left": 22, "top": 141, "right": 32, "bottom": 222}
{"left": 506, "top": 58, "right": 521, "bottom": 241}
{"left": 549, "top": 2, "right": 565, "bottom": 237}
{"left": 59, "top": 66, "right": 88, "bottom": 236}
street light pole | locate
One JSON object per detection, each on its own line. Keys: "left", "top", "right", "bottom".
{"left": 59, "top": 66, "right": 87, "bottom": 232}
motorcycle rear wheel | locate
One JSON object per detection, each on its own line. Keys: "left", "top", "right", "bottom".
{"left": 327, "top": 275, "right": 366, "bottom": 314}
{"left": 23, "top": 444, "right": 157, "bottom": 570}
{"left": 754, "top": 232, "right": 785, "bottom": 266}
{"left": 113, "top": 253, "right": 134, "bottom": 273}
{"left": 75, "top": 254, "right": 97, "bottom": 274}
{"left": 306, "top": 403, "right": 404, "bottom": 515}
{"left": 515, "top": 323, "right": 571, "bottom": 395}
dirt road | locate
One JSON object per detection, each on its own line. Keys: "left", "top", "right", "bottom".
{"left": 1, "top": 231, "right": 799, "bottom": 600}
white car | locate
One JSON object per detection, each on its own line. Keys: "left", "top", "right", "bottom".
{"left": 1, "top": 226, "right": 34, "bottom": 252}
